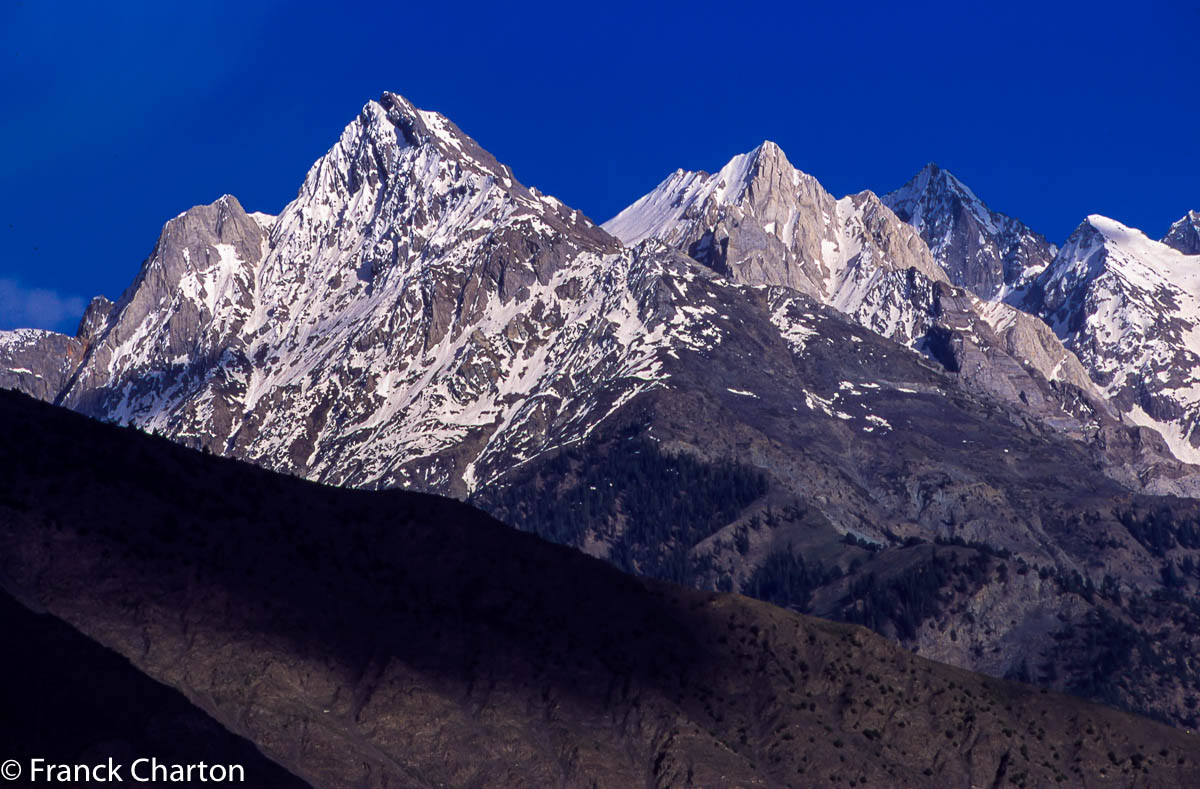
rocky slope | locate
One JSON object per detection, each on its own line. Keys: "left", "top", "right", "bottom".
{"left": 3, "top": 389, "right": 1200, "bottom": 789}
{"left": 882, "top": 163, "right": 1056, "bottom": 300}
{"left": 0, "top": 588, "right": 312, "bottom": 788}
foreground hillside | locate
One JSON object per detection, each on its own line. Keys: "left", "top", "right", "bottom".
{"left": 0, "top": 590, "right": 314, "bottom": 788}
{"left": 1, "top": 391, "right": 1198, "bottom": 788}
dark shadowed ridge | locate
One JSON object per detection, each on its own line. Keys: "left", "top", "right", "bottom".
{"left": 0, "top": 591, "right": 314, "bottom": 788}
{"left": 2, "top": 389, "right": 1200, "bottom": 787}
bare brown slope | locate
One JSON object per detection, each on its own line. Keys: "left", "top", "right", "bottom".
{"left": 0, "top": 590, "right": 313, "bottom": 788}
{"left": 1, "top": 391, "right": 1198, "bottom": 788}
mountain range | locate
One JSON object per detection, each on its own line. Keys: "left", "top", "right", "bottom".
{"left": 883, "top": 165, "right": 1200, "bottom": 467}
{"left": 4, "top": 92, "right": 1200, "bottom": 731}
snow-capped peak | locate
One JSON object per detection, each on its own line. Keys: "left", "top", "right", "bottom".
{"left": 1084, "top": 214, "right": 1144, "bottom": 243}
{"left": 1021, "top": 212, "right": 1200, "bottom": 463}
{"left": 1038, "top": 214, "right": 1196, "bottom": 308}
{"left": 1072, "top": 214, "right": 1197, "bottom": 275}
{"left": 41, "top": 92, "right": 645, "bottom": 494}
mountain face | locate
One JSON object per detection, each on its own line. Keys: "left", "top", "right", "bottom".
{"left": 4, "top": 389, "right": 1200, "bottom": 789}
{"left": 1012, "top": 215, "right": 1200, "bottom": 465}
{"left": 46, "top": 93, "right": 663, "bottom": 494}
{"left": 6, "top": 92, "right": 1200, "bottom": 725}
{"left": 604, "top": 142, "right": 946, "bottom": 306}
{"left": 601, "top": 145, "right": 1090, "bottom": 417}
{"left": 1163, "top": 210, "right": 1200, "bottom": 255}
{"left": 602, "top": 142, "right": 1185, "bottom": 488}
{"left": 880, "top": 167, "right": 1200, "bottom": 474}
{"left": 882, "top": 163, "right": 1056, "bottom": 300}
{"left": 9, "top": 96, "right": 1175, "bottom": 498}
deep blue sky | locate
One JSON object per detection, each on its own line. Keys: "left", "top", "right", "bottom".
{"left": 2, "top": 0, "right": 1196, "bottom": 331}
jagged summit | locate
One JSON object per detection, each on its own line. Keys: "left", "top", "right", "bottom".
{"left": 892, "top": 162, "right": 986, "bottom": 211}
{"left": 74, "top": 295, "right": 114, "bottom": 347}
{"left": 1163, "top": 209, "right": 1200, "bottom": 255}
{"left": 603, "top": 139, "right": 939, "bottom": 290}
{"left": 601, "top": 140, "right": 803, "bottom": 248}
{"left": 377, "top": 91, "right": 430, "bottom": 145}
{"left": 883, "top": 164, "right": 1055, "bottom": 299}
{"left": 375, "top": 91, "right": 518, "bottom": 186}
{"left": 721, "top": 140, "right": 794, "bottom": 194}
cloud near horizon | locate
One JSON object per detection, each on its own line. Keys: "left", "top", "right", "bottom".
{"left": 0, "top": 278, "right": 87, "bottom": 333}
